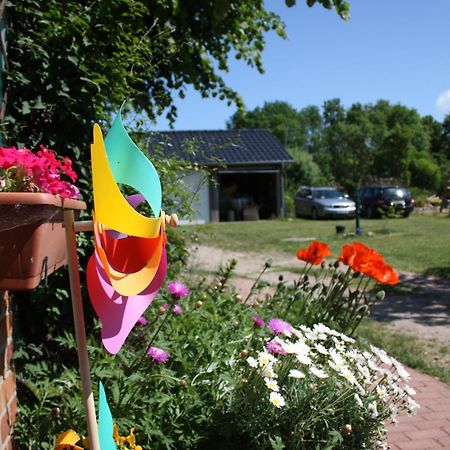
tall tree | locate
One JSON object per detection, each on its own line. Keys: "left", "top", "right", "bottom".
{"left": 228, "top": 101, "right": 305, "bottom": 148}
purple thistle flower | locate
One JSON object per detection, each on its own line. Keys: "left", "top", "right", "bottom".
{"left": 266, "top": 340, "right": 287, "bottom": 356}
{"left": 147, "top": 346, "right": 169, "bottom": 364}
{"left": 161, "top": 303, "right": 169, "bottom": 311}
{"left": 252, "top": 316, "right": 265, "bottom": 328}
{"left": 167, "top": 281, "right": 190, "bottom": 299}
{"left": 172, "top": 304, "right": 183, "bottom": 315}
{"left": 137, "top": 316, "right": 148, "bottom": 326}
{"left": 268, "top": 318, "right": 293, "bottom": 336}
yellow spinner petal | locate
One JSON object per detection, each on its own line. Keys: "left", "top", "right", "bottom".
{"left": 54, "top": 429, "right": 84, "bottom": 450}
{"left": 91, "top": 124, "right": 161, "bottom": 239}
{"left": 125, "top": 428, "right": 136, "bottom": 447}
{"left": 113, "top": 423, "right": 126, "bottom": 445}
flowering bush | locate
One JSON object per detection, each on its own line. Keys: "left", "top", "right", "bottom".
{"left": 0, "top": 145, "right": 80, "bottom": 199}
{"left": 15, "top": 245, "right": 416, "bottom": 450}
{"left": 231, "top": 322, "right": 418, "bottom": 449}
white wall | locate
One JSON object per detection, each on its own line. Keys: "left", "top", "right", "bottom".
{"left": 178, "top": 171, "right": 210, "bottom": 224}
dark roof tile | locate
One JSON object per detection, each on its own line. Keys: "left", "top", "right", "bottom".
{"left": 149, "top": 129, "right": 293, "bottom": 165}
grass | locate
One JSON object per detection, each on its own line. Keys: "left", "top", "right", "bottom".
{"left": 358, "top": 319, "right": 450, "bottom": 385}
{"left": 188, "top": 214, "right": 450, "bottom": 279}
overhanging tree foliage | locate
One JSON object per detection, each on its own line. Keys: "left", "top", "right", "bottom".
{"left": 4, "top": 0, "right": 349, "bottom": 167}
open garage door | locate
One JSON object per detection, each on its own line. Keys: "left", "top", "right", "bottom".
{"left": 218, "top": 169, "right": 279, "bottom": 221}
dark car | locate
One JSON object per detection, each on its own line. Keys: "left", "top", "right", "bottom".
{"left": 355, "top": 186, "right": 415, "bottom": 218}
{"left": 294, "top": 187, "right": 356, "bottom": 219}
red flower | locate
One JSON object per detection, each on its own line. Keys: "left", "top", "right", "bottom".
{"left": 366, "top": 259, "right": 399, "bottom": 285}
{"left": 296, "top": 241, "right": 332, "bottom": 265}
{"left": 339, "top": 242, "right": 399, "bottom": 285}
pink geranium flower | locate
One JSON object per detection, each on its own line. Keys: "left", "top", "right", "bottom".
{"left": 147, "top": 346, "right": 169, "bottom": 364}
{"left": 0, "top": 145, "right": 79, "bottom": 199}
{"left": 167, "top": 281, "right": 189, "bottom": 299}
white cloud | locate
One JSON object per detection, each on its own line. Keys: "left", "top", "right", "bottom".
{"left": 436, "top": 89, "right": 450, "bottom": 113}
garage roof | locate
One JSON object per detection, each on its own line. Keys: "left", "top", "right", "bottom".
{"left": 148, "top": 129, "right": 293, "bottom": 166}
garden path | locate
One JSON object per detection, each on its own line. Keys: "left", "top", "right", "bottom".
{"left": 188, "top": 244, "right": 450, "bottom": 449}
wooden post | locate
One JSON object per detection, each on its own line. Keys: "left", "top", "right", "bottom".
{"left": 63, "top": 210, "right": 100, "bottom": 450}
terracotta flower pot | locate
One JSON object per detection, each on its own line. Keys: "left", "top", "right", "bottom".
{"left": 0, "top": 193, "right": 86, "bottom": 291}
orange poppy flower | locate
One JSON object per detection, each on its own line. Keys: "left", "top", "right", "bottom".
{"left": 339, "top": 242, "right": 398, "bottom": 285}
{"left": 296, "top": 241, "right": 332, "bottom": 265}
{"left": 367, "top": 259, "right": 399, "bottom": 285}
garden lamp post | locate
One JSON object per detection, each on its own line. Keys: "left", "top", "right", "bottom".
{"left": 355, "top": 198, "right": 362, "bottom": 236}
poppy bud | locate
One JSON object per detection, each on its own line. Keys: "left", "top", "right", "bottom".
{"left": 376, "top": 290, "right": 386, "bottom": 301}
{"left": 278, "top": 274, "right": 284, "bottom": 281}
{"left": 341, "top": 424, "right": 352, "bottom": 436}
{"left": 265, "top": 259, "right": 273, "bottom": 269}
{"left": 333, "top": 260, "right": 340, "bottom": 269}
{"left": 356, "top": 305, "right": 369, "bottom": 314}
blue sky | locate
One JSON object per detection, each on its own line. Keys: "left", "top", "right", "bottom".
{"left": 154, "top": 0, "right": 450, "bottom": 130}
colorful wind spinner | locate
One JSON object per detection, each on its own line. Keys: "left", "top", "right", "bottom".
{"left": 86, "top": 110, "right": 167, "bottom": 354}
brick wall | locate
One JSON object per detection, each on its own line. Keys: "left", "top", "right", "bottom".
{"left": 0, "top": 291, "right": 15, "bottom": 450}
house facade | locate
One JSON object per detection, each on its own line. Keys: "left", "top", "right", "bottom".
{"left": 150, "top": 129, "right": 293, "bottom": 223}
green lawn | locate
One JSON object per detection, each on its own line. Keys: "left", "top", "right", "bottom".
{"left": 189, "top": 214, "right": 450, "bottom": 278}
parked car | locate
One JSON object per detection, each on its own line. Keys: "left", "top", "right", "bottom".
{"left": 354, "top": 186, "right": 415, "bottom": 218}
{"left": 294, "top": 187, "right": 356, "bottom": 219}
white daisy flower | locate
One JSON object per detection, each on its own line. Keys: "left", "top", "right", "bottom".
{"left": 354, "top": 393, "right": 363, "bottom": 407}
{"left": 264, "top": 377, "right": 279, "bottom": 391}
{"left": 313, "top": 323, "right": 331, "bottom": 334}
{"left": 269, "top": 391, "right": 286, "bottom": 408}
{"left": 296, "top": 353, "right": 312, "bottom": 365}
{"left": 258, "top": 351, "right": 275, "bottom": 368}
{"left": 340, "top": 367, "right": 357, "bottom": 384}
{"left": 404, "top": 385, "right": 416, "bottom": 396}
{"left": 315, "top": 343, "right": 328, "bottom": 355}
{"left": 288, "top": 369, "right": 305, "bottom": 379}
{"left": 246, "top": 356, "right": 258, "bottom": 368}
{"left": 305, "top": 330, "right": 318, "bottom": 341}
{"left": 368, "top": 401, "right": 378, "bottom": 418}
{"left": 395, "top": 364, "right": 410, "bottom": 381}
{"left": 261, "top": 365, "right": 277, "bottom": 379}
{"left": 309, "top": 366, "right": 328, "bottom": 379}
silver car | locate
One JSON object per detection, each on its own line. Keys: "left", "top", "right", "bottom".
{"left": 294, "top": 187, "right": 356, "bottom": 219}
